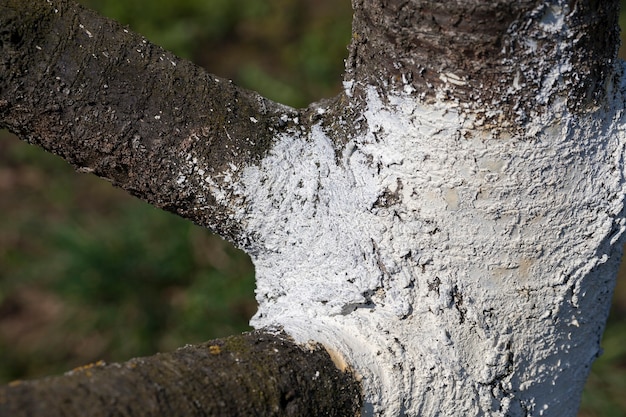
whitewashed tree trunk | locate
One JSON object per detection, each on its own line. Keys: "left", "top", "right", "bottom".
{"left": 1, "top": 0, "right": 625, "bottom": 416}
{"left": 236, "top": 89, "right": 626, "bottom": 416}
{"left": 222, "top": 2, "right": 626, "bottom": 415}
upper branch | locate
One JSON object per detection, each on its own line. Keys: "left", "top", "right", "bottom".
{"left": 0, "top": 0, "right": 299, "bottom": 243}
{"left": 347, "top": 0, "right": 620, "bottom": 125}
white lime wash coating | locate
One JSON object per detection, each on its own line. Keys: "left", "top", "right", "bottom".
{"left": 225, "top": 78, "right": 626, "bottom": 415}
{"left": 177, "top": 10, "right": 626, "bottom": 417}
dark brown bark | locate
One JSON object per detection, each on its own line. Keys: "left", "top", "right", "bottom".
{"left": 0, "top": 331, "right": 362, "bottom": 417}
{"left": 0, "top": 0, "right": 300, "bottom": 243}
{"left": 347, "top": 0, "right": 620, "bottom": 124}
{"left": 3, "top": 0, "right": 619, "bottom": 240}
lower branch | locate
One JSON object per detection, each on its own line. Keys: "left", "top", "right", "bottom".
{"left": 0, "top": 330, "right": 362, "bottom": 417}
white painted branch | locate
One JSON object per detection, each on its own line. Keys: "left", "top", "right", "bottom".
{"left": 0, "top": 0, "right": 626, "bottom": 417}
{"left": 6, "top": 0, "right": 620, "bottom": 415}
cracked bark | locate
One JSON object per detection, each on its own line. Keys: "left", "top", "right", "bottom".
{"left": 347, "top": 0, "right": 619, "bottom": 123}
{"left": 1, "top": 0, "right": 619, "bottom": 237}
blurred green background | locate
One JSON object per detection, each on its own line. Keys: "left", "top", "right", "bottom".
{"left": 0, "top": 1, "right": 624, "bottom": 415}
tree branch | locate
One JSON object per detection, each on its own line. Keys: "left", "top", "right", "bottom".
{"left": 0, "top": 331, "right": 362, "bottom": 417}
{"left": 2, "top": 0, "right": 626, "bottom": 415}
{"left": 347, "top": 0, "right": 620, "bottom": 124}
{"left": 0, "top": 0, "right": 300, "bottom": 243}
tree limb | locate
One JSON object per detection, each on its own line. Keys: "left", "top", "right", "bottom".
{"left": 2, "top": 0, "right": 626, "bottom": 415}
{"left": 347, "top": 0, "right": 619, "bottom": 124}
{"left": 0, "top": 331, "right": 362, "bottom": 417}
{"left": 0, "top": 0, "right": 300, "bottom": 243}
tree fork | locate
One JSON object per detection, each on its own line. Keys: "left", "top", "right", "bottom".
{"left": 2, "top": 0, "right": 626, "bottom": 416}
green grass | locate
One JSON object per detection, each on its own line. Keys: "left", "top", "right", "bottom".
{"left": 0, "top": 134, "right": 256, "bottom": 380}
{"left": 0, "top": 1, "right": 625, "bottom": 415}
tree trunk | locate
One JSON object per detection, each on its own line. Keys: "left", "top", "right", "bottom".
{"left": 0, "top": 331, "right": 362, "bottom": 417}
{"left": 1, "top": 0, "right": 625, "bottom": 416}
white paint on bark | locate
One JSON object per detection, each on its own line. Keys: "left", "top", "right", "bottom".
{"left": 173, "top": 5, "right": 626, "bottom": 412}
{"left": 177, "top": 67, "right": 626, "bottom": 414}
{"left": 206, "top": 70, "right": 626, "bottom": 415}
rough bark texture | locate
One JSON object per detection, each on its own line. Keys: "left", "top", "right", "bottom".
{"left": 0, "top": 331, "right": 362, "bottom": 417}
{"left": 0, "top": 0, "right": 299, "bottom": 242}
{"left": 347, "top": 0, "right": 620, "bottom": 126}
